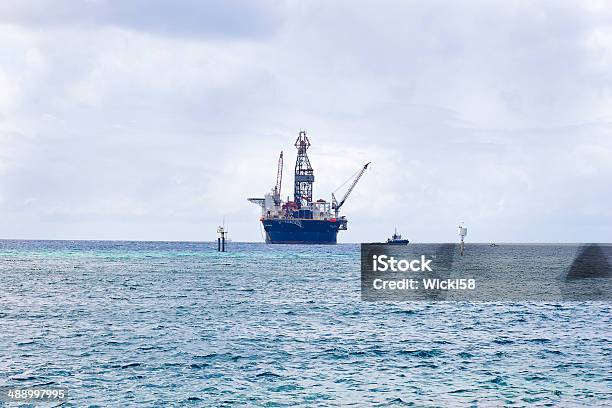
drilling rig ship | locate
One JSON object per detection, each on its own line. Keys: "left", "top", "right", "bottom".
{"left": 248, "top": 131, "right": 369, "bottom": 244}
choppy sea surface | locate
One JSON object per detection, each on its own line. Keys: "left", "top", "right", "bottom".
{"left": 0, "top": 240, "right": 610, "bottom": 407}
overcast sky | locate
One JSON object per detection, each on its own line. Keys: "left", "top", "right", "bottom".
{"left": 0, "top": 0, "right": 610, "bottom": 242}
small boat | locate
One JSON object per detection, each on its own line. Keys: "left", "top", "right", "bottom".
{"left": 490, "top": 243, "right": 497, "bottom": 247}
{"left": 387, "top": 228, "right": 409, "bottom": 245}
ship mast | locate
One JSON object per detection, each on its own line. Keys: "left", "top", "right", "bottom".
{"left": 293, "top": 131, "right": 314, "bottom": 208}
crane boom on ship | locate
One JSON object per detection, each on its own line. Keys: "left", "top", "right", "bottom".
{"left": 332, "top": 162, "right": 370, "bottom": 217}
{"left": 273, "top": 151, "right": 283, "bottom": 205}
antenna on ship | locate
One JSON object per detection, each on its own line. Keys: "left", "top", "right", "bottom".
{"left": 458, "top": 222, "right": 468, "bottom": 256}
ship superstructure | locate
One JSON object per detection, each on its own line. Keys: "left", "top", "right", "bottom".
{"left": 248, "top": 131, "right": 369, "bottom": 244}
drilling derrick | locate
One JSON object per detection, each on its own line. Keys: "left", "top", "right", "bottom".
{"left": 293, "top": 131, "right": 314, "bottom": 209}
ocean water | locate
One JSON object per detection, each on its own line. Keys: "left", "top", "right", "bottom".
{"left": 0, "top": 240, "right": 610, "bottom": 407}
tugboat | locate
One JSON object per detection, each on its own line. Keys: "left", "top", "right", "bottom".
{"left": 387, "top": 228, "right": 409, "bottom": 245}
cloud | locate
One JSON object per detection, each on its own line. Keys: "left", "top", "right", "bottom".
{"left": 0, "top": 1, "right": 610, "bottom": 242}
{"left": 0, "top": 0, "right": 283, "bottom": 39}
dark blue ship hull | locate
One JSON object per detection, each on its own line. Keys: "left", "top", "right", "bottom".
{"left": 262, "top": 218, "right": 347, "bottom": 244}
{"left": 386, "top": 240, "right": 409, "bottom": 245}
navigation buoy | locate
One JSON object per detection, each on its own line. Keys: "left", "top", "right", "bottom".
{"left": 458, "top": 223, "right": 468, "bottom": 256}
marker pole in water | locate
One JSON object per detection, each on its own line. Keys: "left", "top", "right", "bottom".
{"left": 217, "top": 226, "right": 227, "bottom": 252}
{"left": 458, "top": 223, "right": 468, "bottom": 256}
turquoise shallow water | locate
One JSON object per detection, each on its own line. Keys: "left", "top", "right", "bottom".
{"left": 0, "top": 240, "right": 610, "bottom": 407}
